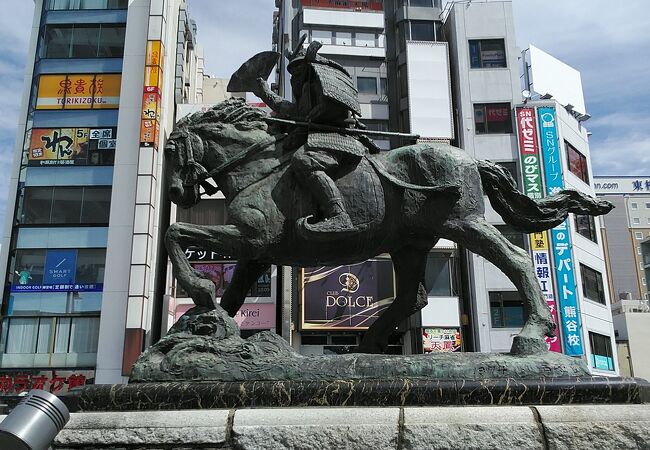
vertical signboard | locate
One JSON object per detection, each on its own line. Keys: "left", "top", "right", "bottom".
{"left": 516, "top": 107, "right": 560, "bottom": 353}
{"left": 140, "top": 40, "right": 164, "bottom": 149}
{"left": 537, "top": 106, "right": 584, "bottom": 356}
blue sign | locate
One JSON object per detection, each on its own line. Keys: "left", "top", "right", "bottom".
{"left": 44, "top": 250, "right": 77, "bottom": 285}
{"left": 592, "top": 354, "right": 614, "bottom": 371}
{"left": 538, "top": 107, "right": 584, "bottom": 356}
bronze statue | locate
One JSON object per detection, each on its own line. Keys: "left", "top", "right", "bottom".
{"left": 164, "top": 95, "right": 612, "bottom": 355}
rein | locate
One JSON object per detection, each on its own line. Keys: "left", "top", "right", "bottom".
{"left": 181, "top": 133, "right": 286, "bottom": 194}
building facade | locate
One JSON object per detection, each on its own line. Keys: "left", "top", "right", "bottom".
{"left": 0, "top": 0, "right": 204, "bottom": 397}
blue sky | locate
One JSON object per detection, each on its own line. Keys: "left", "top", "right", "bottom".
{"left": 0, "top": 0, "right": 648, "bottom": 227}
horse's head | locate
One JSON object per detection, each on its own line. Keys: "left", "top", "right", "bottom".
{"left": 165, "top": 98, "right": 270, "bottom": 208}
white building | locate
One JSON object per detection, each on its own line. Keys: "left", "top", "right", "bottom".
{"left": 0, "top": 0, "right": 204, "bottom": 396}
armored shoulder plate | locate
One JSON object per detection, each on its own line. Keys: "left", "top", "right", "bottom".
{"left": 307, "top": 132, "right": 366, "bottom": 157}
{"left": 312, "top": 64, "right": 361, "bottom": 117}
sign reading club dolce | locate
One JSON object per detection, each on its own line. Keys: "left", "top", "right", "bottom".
{"left": 301, "top": 259, "right": 395, "bottom": 330}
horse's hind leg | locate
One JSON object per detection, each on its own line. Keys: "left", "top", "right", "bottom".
{"left": 220, "top": 261, "right": 270, "bottom": 316}
{"left": 442, "top": 217, "right": 554, "bottom": 354}
{"left": 357, "top": 245, "right": 431, "bottom": 354}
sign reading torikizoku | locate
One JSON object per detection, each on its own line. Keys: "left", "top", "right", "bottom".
{"left": 516, "top": 107, "right": 561, "bottom": 353}
{"left": 140, "top": 40, "right": 165, "bottom": 149}
{"left": 301, "top": 260, "right": 395, "bottom": 330}
{"left": 538, "top": 106, "right": 584, "bottom": 356}
{"left": 0, "top": 370, "right": 93, "bottom": 396}
{"left": 28, "top": 127, "right": 117, "bottom": 166}
{"left": 36, "top": 74, "right": 121, "bottom": 110}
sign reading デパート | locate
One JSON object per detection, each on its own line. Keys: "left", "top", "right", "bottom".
{"left": 35, "top": 74, "right": 121, "bottom": 110}
{"left": 301, "top": 259, "right": 395, "bottom": 330}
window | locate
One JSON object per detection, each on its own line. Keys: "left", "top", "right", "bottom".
{"left": 474, "top": 103, "right": 513, "bottom": 134}
{"left": 489, "top": 291, "right": 526, "bottom": 328}
{"left": 631, "top": 202, "right": 638, "bottom": 210}
{"left": 357, "top": 77, "right": 378, "bottom": 94}
{"left": 580, "top": 264, "right": 605, "bottom": 304}
{"left": 495, "top": 224, "right": 526, "bottom": 249}
{"left": 647, "top": 218, "right": 650, "bottom": 225}
{"left": 409, "top": 0, "right": 433, "bottom": 6}
{"left": 566, "top": 141, "right": 589, "bottom": 183}
{"left": 380, "top": 78, "right": 388, "bottom": 97}
{"left": 643, "top": 277, "right": 647, "bottom": 286}
{"left": 425, "top": 253, "right": 452, "bottom": 296}
{"left": 633, "top": 217, "right": 641, "bottom": 224}
{"left": 638, "top": 247, "right": 642, "bottom": 255}
{"left": 589, "top": 331, "right": 615, "bottom": 371}
{"left": 177, "top": 199, "right": 228, "bottom": 225}
{"left": 410, "top": 21, "right": 436, "bottom": 41}
{"left": 311, "top": 29, "right": 333, "bottom": 45}
{"left": 47, "top": 0, "right": 128, "bottom": 9}
{"left": 8, "top": 292, "right": 102, "bottom": 315}
{"left": 469, "top": 39, "right": 506, "bottom": 68}
{"left": 646, "top": 203, "right": 650, "bottom": 209}
{"left": 635, "top": 232, "right": 643, "bottom": 240}
{"left": 355, "top": 33, "right": 376, "bottom": 47}
{"left": 21, "top": 186, "right": 111, "bottom": 225}
{"left": 335, "top": 31, "right": 352, "bottom": 46}
{"left": 12, "top": 249, "right": 106, "bottom": 289}
{"left": 42, "top": 24, "right": 126, "bottom": 59}
{"left": 574, "top": 214, "right": 598, "bottom": 242}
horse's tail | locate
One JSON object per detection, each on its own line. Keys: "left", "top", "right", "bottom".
{"left": 477, "top": 159, "right": 613, "bottom": 233}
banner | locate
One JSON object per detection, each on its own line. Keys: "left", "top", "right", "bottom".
{"left": 422, "top": 327, "right": 461, "bottom": 353}
{"left": 140, "top": 40, "right": 165, "bottom": 149}
{"left": 516, "top": 107, "right": 561, "bottom": 353}
{"left": 0, "top": 370, "right": 93, "bottom": 396}
{"left": 301, "top": 260, "right": 395, "bottom": 330}
{"left": 538, "top": 106, "right": 584, "bottom": 356}
{"left": 28, "top": 127, "right": 116, "bottom": 166}
{"left": 35, "top": 74, "right": 121, "bottom": 110}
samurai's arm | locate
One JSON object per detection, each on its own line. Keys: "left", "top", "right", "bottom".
{"left": 254, "top": 78, "right": 298, "bottom": 118}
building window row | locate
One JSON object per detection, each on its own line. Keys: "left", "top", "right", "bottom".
{"left": 396, "top": 20, "right": 444, "bottom": 51}
{"left": 46, "top": 0, "right": 128, "bottom": 10}
{"left": 307, "top": 29, "right": 385, "bottom": 48}
{"left": 1, "top": 316, "right": 100, "bottom": 355}
{"left": 20, "top": 186, "right": 111, "bottom": 226}
{"left": 357, "top": 76, "right": 388, "bottom": 96}
{"left": 13, "top": 248, "right": 107, "bottom": 289}
{"left": 301, "top": 0, "right": 383, "bottom": 11}
{"left": 41, "top": 23, "right": 126, "bottom": 59}
{"left": 474, "top": 103, "right": 513, "bottom": 134}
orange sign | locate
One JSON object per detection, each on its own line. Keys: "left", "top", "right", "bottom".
{"left": 36, "top": 74, "right": 121, "bottom": 110}
{"left": 140, "top": 120, "right": 160, "bottom": 148}
{"left": 29, "top": 128, "right": 89, "bottom": 163}
{"left": 141, "top": 91, "right": 161, "bottom": 120}
{"left": 146, "top": 40, "right": 164, "bottom": 68}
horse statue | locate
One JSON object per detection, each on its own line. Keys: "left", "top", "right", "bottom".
{"left": 164, "top": 97, "right": 612, "bottom": 355}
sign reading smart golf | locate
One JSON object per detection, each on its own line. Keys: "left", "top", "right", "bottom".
{"left": 516, "top": 107, "right": 561, "bottom": 353}
{"left": 537, "top": 106, "right": 584, "bottom": 356}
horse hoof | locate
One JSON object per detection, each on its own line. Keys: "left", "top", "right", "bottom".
{"left": 190, "top": 278, "right": 217, "bottom": 308}
{"left": 509, "top": 335, "right": 548, "bottom": 355}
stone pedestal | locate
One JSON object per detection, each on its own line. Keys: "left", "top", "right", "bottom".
{"left": 7, "top": 404, "right": 646, "bottom": 449}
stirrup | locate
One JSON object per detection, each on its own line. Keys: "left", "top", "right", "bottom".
{"left": 297, "top": 213, "right": 356, "bottom": 241}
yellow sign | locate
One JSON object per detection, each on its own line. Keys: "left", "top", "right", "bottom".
{"left": 145, "top": 40, "right": 164, "bottom": 68}
{"left": 143, "top": 66, "right": 163, "bottom": 91}
{"left": 29, "top": 128, "right": 89, "bottom": 165}
{"left": 530, "top": 231, "right": 549, "bottom": 251}
{"left": 35, "top": 74, "right": 121, "bottom": 110}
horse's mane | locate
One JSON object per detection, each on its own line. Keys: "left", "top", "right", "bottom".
{"left": 176, "top": 97, "right": 269, "bottom": 136}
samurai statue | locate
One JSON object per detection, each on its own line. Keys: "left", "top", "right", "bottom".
{"left": 237, "top": 36, "right": 380, "bottom": 239}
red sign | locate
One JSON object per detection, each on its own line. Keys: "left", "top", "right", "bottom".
{"left": 0, "top": 370, "right": 93, "bottom": 396}
{"left": 516, "top": 107, "right": 539, "bottom": 155}
{"left": 486, "top": 105, "right": 510, "bottom": 122}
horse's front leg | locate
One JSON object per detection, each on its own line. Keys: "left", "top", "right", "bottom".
{"left": 165, "top": 222, "right": 245, "bottom": 309}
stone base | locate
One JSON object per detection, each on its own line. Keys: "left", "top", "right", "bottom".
{"left": 67, "top": 376, "right": 649, "bottom": 411}
{"left": 23, "top": 404, "right": 649, "bottom": 449}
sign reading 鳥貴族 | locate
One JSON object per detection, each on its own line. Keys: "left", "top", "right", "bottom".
{"left": 593, "top": 177, "right": 650, "bottom": 195}
{"left": 538, "top": 106, "right": 584, "bottom": 356}
{"left": 422, "top": 328, "right": 461, "bottom": 353}
{"left": 0, "top": 370, "right": 94, "bottom": 396}
{"left": 35, "top": 74, "right": 121, "bottom": 110}
{"left": 28, "top": 127, "right": 117, "bottom": 166}
{"left": 516, "top": 107, "right": 561, "bottom": 353}
{"left": 11, "top": 249, "right": 103, "bottom": 293}
{"left": 301, "top": 260, "right": 395, "bottom": 330}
